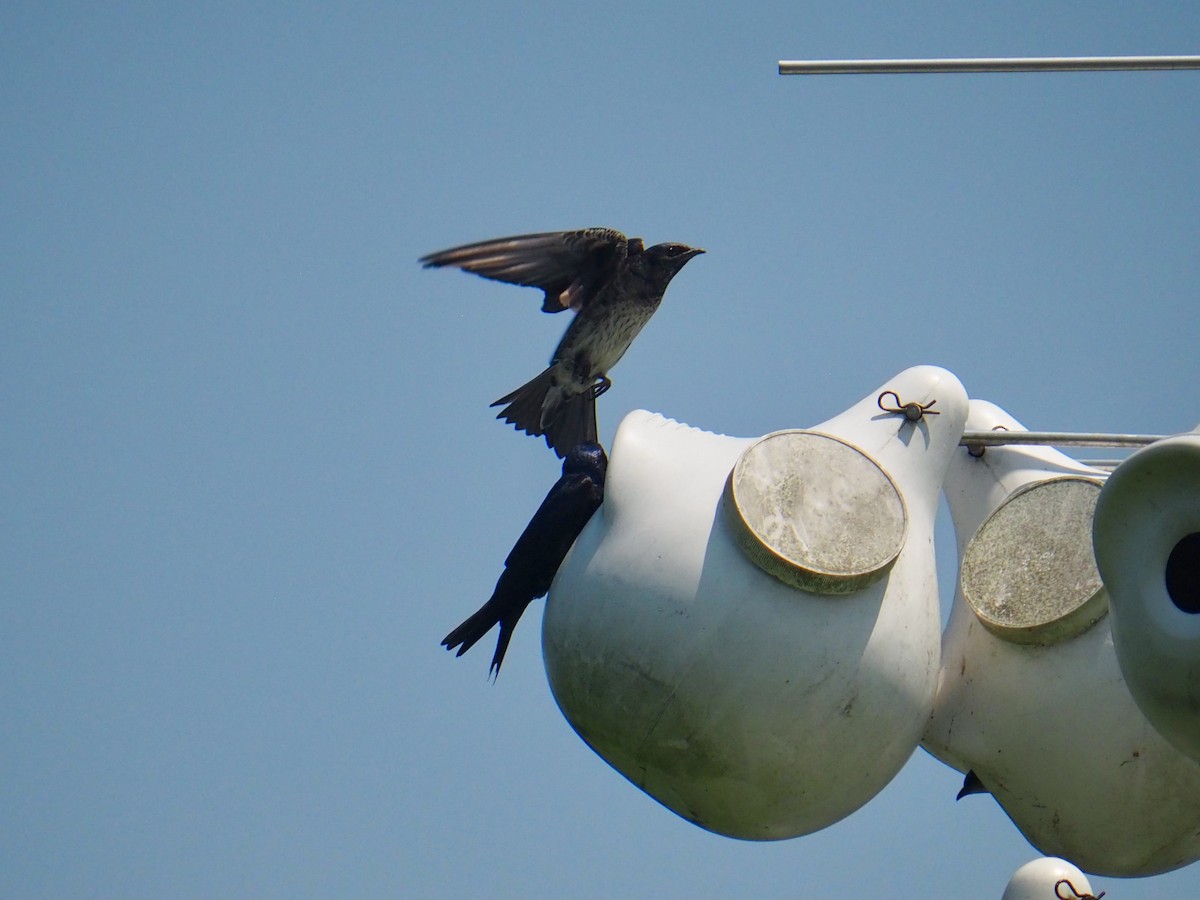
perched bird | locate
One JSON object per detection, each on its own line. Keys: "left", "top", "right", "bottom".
{"left": 420, "top": 228, "right": 703, "bottom": 457}
{"left": 956, "top": 769, "right": 988, "bottom": 800}
{"left": 442, "top": 441, "right": 608, "bottom": 679}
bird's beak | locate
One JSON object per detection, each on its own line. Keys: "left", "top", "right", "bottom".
{"left": 686, "top": 248, "right": 705, "bottom": 259}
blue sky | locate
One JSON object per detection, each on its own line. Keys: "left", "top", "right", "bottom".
{"left": 3, "top": 2, "right": 1199, "bottom": 897}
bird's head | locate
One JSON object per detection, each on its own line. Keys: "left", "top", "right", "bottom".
{"left": 635, "top": 242, "right": 705, "bottom": 289}
{"left": 563, "top": 441, "right": 608, "bottom": 483}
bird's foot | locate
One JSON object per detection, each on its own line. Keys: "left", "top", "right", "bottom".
{"left": 590, "top": 375, "right": 612, "bottom": 399}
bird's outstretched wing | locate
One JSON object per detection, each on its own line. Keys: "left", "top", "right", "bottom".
{"left": 420, "top": 228, "right": 637, "bottom": 313}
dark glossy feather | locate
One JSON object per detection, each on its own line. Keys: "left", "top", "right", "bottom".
{"left": 956, "top": 769, "right": 988, "bottom": 801}
{"left": 443, "top": 442, "right": 607, "bottom": 679}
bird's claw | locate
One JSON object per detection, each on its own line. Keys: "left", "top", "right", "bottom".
{"left": 590, "top": 375, "right": 612, "bottom": 399}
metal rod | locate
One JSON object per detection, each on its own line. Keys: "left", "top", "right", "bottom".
{"left": 960, "top": 431, "right": 1168, "bottom": 449}
{"left": 779, "top": 56, "right": 1200, "bottom": 75}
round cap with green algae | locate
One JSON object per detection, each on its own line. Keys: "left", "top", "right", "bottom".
{"left": 961, "top": 476, "right": 1107, "bottom": 644}
{"left": 724, "top": 430, "right": 907, "bottom": 594}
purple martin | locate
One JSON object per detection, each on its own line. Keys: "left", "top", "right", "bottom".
{"left": 420, "top": 228, "right": 703, "bottom": 458}
{"left": 442, "top": 441, "right": 607, "bottom": 679}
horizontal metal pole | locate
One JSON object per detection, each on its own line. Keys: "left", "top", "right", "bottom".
{"left": 960, "top": 431, "right": 1167, "bottom": 449}
{"left": 779, "top": 56, "right": 1200, "bottom": 75}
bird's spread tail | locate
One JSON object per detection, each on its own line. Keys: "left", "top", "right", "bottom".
{"left": 442, "top": 593, "right": 517, "bottom": 680}
{"left": 442, "top": 602, "right": 497, "bottom": 659}
{"left": 492, "top": 369, "right": 597, "bottom": 458}
{"left": 547, "top": 392, "right": 598, "bottom": 458}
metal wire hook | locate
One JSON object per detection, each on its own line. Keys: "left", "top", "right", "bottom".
{"left": 877, "top": 390, "right": 940, "bottom": 422}
{"left": 1055, "top": 877, "right": 1106, "bottom": 900}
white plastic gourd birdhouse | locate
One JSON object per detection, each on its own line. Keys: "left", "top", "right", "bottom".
{"left": 1093, "top": 430, "right": 1200, "bottom": 764}
{"left": 542, "top": 366, "right": 966, "bottom": 839}
{"left": 1000, "top": 857, "right": 1095, "bottom": 900}
{"left": 923, "top": 400, "right": 1200, "bottom": 876}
